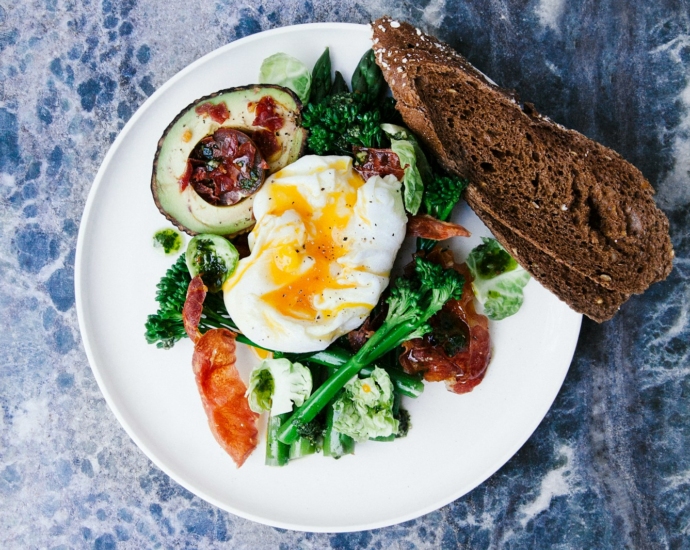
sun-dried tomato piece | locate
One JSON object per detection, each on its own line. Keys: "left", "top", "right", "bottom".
{"left": 250, "top": 129, "right": 281, "bottom": 159}
{"left": 194, "top": 101, "right": 230, "bottom": 124}
{"left": 407, "top": 214, "right": 471, "bottom": 240}
{"left": 252, "top": 95, "right": 284, "bottom": 132}
{"left": 353, "top": 147, "right": 406, "bottom": 181}
{"left": 187, "top": 128, "right": 267, "bottom": 206}
{"left": 192, "top": 328, "right": 259, "bottom": 467}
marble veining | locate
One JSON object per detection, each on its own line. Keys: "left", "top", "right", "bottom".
{"left": 1, "top": 0, "right": 689, "bottom": 548}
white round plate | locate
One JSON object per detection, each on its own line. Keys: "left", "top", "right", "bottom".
{"left": 75, "top": 23, "right": 582, "bottom": 532}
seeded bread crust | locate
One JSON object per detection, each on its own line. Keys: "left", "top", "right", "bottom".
{"left": 371, "top": 17, "right": 673, "bottom": 319}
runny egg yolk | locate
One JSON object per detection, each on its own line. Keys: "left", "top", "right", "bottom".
{"left": 223, "top": 154, "right": 408, "bottom": 354}
{"left": 260, "top": 170, "right": 366, "bottom": 321}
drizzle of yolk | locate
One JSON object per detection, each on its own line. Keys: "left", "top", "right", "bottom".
{"left": 261, "top": 171, "right": 365, "bottom": 321}
{"left": 361, "top": 383, "right": 371, "bottom": 393}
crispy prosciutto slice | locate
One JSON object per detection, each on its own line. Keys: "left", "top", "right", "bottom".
{"left": 182, "top": 277, "right": 258, "bottom": 466}
{"left": 192, "top": 328, "right": 259, "bottom": 467}
{"left": 407, "top": 214, "right": 471, "bottom": 240}
{"left": 399, "top": 249, "right": 491, "bottom": 394}
{"left": 183, "top": 276, "right": 207, "bottom": 343}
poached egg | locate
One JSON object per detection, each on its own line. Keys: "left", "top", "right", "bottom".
{"left": 223, "top": 155, "right": 407, "bottom": 353}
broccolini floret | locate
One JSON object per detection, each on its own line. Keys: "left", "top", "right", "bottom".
{"left": 423, "top": 174, "right": 469, "bottom": 222}
{"left": 302, "top": 93, "right": 398, "bottom": 155}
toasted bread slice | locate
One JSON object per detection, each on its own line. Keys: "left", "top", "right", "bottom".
{"left": 371, "top": 17, "right": 673, "bottom": 318}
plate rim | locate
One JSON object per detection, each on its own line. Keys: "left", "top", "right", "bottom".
{"left": 74, "top": 22, "right": 582, "bottom": 533}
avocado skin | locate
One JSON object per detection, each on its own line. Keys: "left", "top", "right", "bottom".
{"left": 152, "top": 84, "right": 308, "bottom": 237}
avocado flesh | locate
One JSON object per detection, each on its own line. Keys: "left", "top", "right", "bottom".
{"left": 152, "top": 85, "right": 307, "bottom": 236}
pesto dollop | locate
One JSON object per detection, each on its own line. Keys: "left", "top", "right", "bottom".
{"left": 153, "top": 228, "right": 183, "bottom": 255}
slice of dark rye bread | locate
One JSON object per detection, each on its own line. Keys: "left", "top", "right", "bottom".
{"left": 371, "top": 17, "right": 674, "bottom": 315}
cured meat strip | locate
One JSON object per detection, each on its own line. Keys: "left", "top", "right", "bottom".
{"left": 183, "top": 275, "right": 206, "bottom": 343}
{"left": 192, "top": 328, "right": 259, "bottom": 467}
{"left": 407, "top": 214, "right": 471, "bottom": 240}
{"left": 182, "top": 277, "right": 258, "bottom": 467}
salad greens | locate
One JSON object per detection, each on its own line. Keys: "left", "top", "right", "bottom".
{"left": 247, "top": 357, "right": 312, "bottom": 416}
{"left": 467, "top": 238, "right": 531, "bottom": 320}
{"left": 332, "top": 367, "right": 398, "bottom": 442}
{"left": 389, "top": 139, "right": 425, "bottom": 215}
{"left": 258, "top": 52, "right": 312, "bottom": 103}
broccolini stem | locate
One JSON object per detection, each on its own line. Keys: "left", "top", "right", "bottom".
{"left": 322, "top": 366, "right": 355, "bottom": 458}
{"left": 277, "top": 320, "right": 417, "bottom": 445}
{"left": 289, "top": 436, "right": 318, "bottom": 460}
{"left": 265, "top": 413, "right": 290, "bottom": 467}
{"left": 295, "top": 346, "right": 424, "bottom": 398}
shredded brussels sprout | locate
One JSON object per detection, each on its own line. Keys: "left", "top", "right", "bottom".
{"left": 467, "top": 238, "right": 531, "bottom": 320}
{"left": 246, "top": 357, "right": 312, "bottom": 416}
{"left": 259, "top": 53, "right": 312, "bottom": 104}
{"left": 332, "top": 367, "right": 398, "bottom": 442}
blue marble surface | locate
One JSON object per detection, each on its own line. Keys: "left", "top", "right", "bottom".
{"left": 1, "top": 0, "right": 689, "bottom": 547}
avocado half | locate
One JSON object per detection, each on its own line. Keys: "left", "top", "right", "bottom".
{"left": 152, "top": 85, "right": 307, "bottom": 236}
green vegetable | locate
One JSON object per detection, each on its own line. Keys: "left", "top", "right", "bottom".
{"left": 302, "top": 92, "right": 395, "bottom": 155}
{"left": 185, "top": 234, "right": 239, "bottom": 293}
{"left": 294, "top": 346, "right": 424, "bottom": 398}
{"left": 379, "top": 123, "right": 410, "bottom": 141}
{"left": 381, "top": 124, "right": 434, "bottom": 215}
{"left": 417, "top": 173, "right": 469, "bottom": 252}
{"left": 309, "top": 48, "right": 332, "bottom": 105}
{"left": 423, "top": 174, "right": 469, "bottom": 222}
{"left": 246, "top": 357, "right": 312, "bottom": 415}
{"left": 265, "top": 413, "right": 290, "bottom": 466}
{"left": 395, "top": 407, "right": 411, "bottom": 438}
{"left": 351, "top": 50, "right": 385, "bottom": 104}
{"left": 390, "top": 139, "right": 424, "bottom": 215}
{"left": 277, "top": 257, "right": 465, "bottom": 445}
{"left": 295, "top": 416, "right": 324, "bottom": 448}
{"left": 323, "top": 365, "right": 355, "bottom": 458}
{"left": 331, "top": 71, "right": 348, "bottom": 95}
{"left": 289, "top": 436, "right": 318, "bottom": 460}
{"left": 466, "top": 237, "right": 531, "bottom": 320}
{"left": 323, "top": 405, "right": 355, "bottom": 458}
{"left": 332, "top": 367, "right": 398, "bottom": 442}
{"left": 381, "top": 123, "right": 433, "bottom": 184}
{"left": 258, "top": 53, "right": 312, "bottom": 104}
{"left": 144, "top": 254, "right": 258, "bottom": 350}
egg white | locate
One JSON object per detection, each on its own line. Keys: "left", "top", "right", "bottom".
{"left": 223, "top": 155, "right": 407, "bottom": 353}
